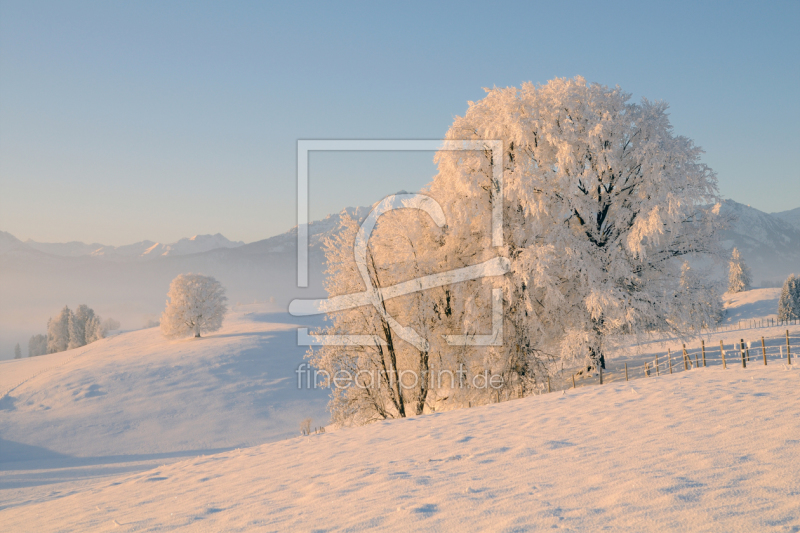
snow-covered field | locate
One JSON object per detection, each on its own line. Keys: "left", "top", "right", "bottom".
{"left": 1, "top": 290, "right": 798, "bottom": 531}
{"left": 0, "top": 306, "right": 328, "bottom": 510}
{"left": 3, "top": 365, "right": 799, "bottom": 531}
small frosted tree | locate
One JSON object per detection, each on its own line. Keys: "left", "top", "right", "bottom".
{"left": 28, "top": 334, "right": 47, "bottom": 357}
{"left": 14, "top": 343, "right": 22, "bottom": 359}
{"left": 673, "top": 261, "right": 723, "bottom": 329}
{"left": 727, "top": 248, "right": 751, "bottom": 293}
{"left": 68, "top": 305, "right": 89, "bottom": 349}
{"left": 161, "top": 273, "right": 228, "bottom": 338}
{"left": 47, "top": 306, "right": 72, "bottom": 353}
{"left": 778, "top": 274, "right": 800, "bottom": 321}
{"left": 102, "top": 317, "right": 120, "bottom": 331}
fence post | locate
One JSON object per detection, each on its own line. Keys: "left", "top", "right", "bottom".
{"left": 625, "top": 362, "right": 629, "bottom": 382}
{"left": 788, "top": 330, "right": 792, "bottom": 365}
{"left": 599, "top": 364, "right": 603, "bottom": 385}
{"left": 655, "top": 353, "right": 660, "bottom": 376}
{"left": 761, "top": 336, "right": 767, "bottom": 365}
{"left": 745, "top": 341, "right": 750, "bottom": 362}
{"left": 720, "top": 340, "right": 726, "bottom": 369}
{"left": 683, "top": 344, "right": 689, "bottom": 370}
{"left": 740, "top": 339, "right": 746, "bottom": 368}
{"left": 644, "top": 363, "right": 649, "bottom": 377}
{"left": 572, "top": 374, "right": 576, "bottom": 389}
{"left": 547, "top": 377, "right": 551, "bottom": 393}
{"left": 668, "top": 349, "right": 673, "bottom": 374}
{"left": 701, "top": 340, "right": 706, "bottom": 367}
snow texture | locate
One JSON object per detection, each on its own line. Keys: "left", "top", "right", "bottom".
{"left": 1, "top": 291, "right": 799, "bottom": 531}
{"left": 2, "top": 359, "right": 799, "bottom": 531}
{"left": 0, "top": 305, "right": 329, "bottom": 510}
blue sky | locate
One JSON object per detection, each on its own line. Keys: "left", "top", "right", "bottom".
{"left": 1, "top": 0, "right": 798, "bottom": 245}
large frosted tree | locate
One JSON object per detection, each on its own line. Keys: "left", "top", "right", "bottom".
{"left": 308, "top": 77, "right": 722, "bottom": 427}
{"left": 429, "top": 77, "right": 722, "bottom": 371}
{"left": 727, "top": 247, "right": 751, "bottom": 293}
{"left": 161, "top": 274, "right": 228, "bottom": 338}
{"left": 417, "top": 78, "right": 721, "bottom": 372}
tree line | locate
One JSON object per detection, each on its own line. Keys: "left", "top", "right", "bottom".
{"left": 23, "top": 305, "right": 119, "bottom": 357}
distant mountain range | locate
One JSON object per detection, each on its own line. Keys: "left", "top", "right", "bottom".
{"left": 718, "top": 200, "right": 800, "bottom": 286}
{"left": 0, "top": 232, "right": 244, "bottom": 259}
{"left": 5, "top": 200, "right": 796, "bottom": 272}
{"left": 1, "top": 199, "right": 798, "bottom": 359}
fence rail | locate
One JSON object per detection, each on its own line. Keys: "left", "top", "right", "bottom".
{"left": 560, "top": 329, "right": 795, "bottom": 390}
{"left": 704, "top": 317, "right": 799, "bottom": 334}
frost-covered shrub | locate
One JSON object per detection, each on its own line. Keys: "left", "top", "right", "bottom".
{"left": 777, "top": 274, "right": 800, "bottom": 321}
{"left": 160, "top": 274, "right": 227, "bottom": 338}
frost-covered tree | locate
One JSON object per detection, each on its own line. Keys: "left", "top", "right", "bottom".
{"left": 44, "top": 304, "right": 105, "bottom": 354}
{"left": 778, "top": 274, "right": 800, "bottom": 321}
{"left": 47, "top": 306, "right": 72, "bottom": 353}
{"left": 68, "top": 305, "right": 89, "bottom": 350}
{"left": 28, "top": 334, "right": 47, "bottom": 357}
{"left": 727, "top": 247, "right": 751, "bottom": 293}
{"left": 309, "top": 77, "right": 721, "bottom": 427}
{"left": 673, "top": 261, "right": 723, "bottom": 329}
{"left": 14, "top": 343, "right": 22, "bottom": 359}
{"left": 160, "top": 274, "right": 228, "bottom": 338}
{"left": 308, "top": 209, "right": 466, "bottom": 426}
{"left": 429, "top": 77, "right": 721, "bottom": 372}
{"left": 102, "top": 317, "right": 120, "bottom": 331}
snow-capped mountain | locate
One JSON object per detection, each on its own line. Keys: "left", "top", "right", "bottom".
{"left": 138, "top": 233, "right": 245, "bottom": 257}
{"left": 23, "top": 239, "right": 110, "bottom": 257}
{"left": 718, "top": 199, "right": 800, "bottom": 285}
{"left": 20, "top": 233, "right": 244, "bottom": 260}
{"left": 241, "top": 206, "right": 371, "bottom": 254}
{"left": 772, "top": 206, "right": 800, "bottom": 232}
{"left": 0, "top": 231, "right": 26, "bottom": 254}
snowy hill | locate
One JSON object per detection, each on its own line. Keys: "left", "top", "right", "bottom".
{"left": 2, "top": 360, "right": 798, "bottom": 530}
{"left": 1, "top": 288, "right": 798, "bottom": 529}
{"left": 0, "top": 306, "right": 327, "bottom": 456}
{"left": 0, "top": 306, "right": 329, "bottom": 507}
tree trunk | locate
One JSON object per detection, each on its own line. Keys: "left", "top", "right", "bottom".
{"left": 589, "top": 346, "right": 605, "bottom": 370}
{"left": 195, "top": 333, "right": 201, "bottom": 338}
{"left": 591, "top": 318, "right": 606, "bottom": 369}
{"left": 414, "top": 350, "right": 430, "bottom": 416}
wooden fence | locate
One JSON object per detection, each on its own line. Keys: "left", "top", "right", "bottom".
{"left": 563, "top": 329, "right": 795, "bottom": 390}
